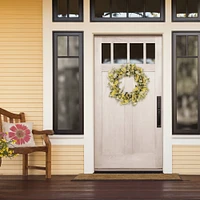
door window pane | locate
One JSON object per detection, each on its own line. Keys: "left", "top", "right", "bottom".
{"left": 145, "top": 0, "right": 161, "bottom": 18}
{"left": 114, "top": 43, "right": 127, "bottom": 64}
{"left": 176, "top": 36, "right": 186, "bottom": 56}
{"left": 128, "top": 0, "right": 144, "bottom": 18}
{"left": 112, "top": 0, "right": 127, "bottom": 18}
{"left": 102, "top": 43, "right": 111, "bottom": 64}
{"left": 176, "top": 58, "right": 198, "bottom": 130}
{"left": 146, "top": 43, "right": 155, "bottom": 64}
{"left": 130, "top": 43, "right": 143, "bottom": 64}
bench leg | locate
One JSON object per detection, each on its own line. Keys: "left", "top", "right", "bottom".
{"left": 23, "top": 154, "right": 28, "bottom": 176}
{"left": 46, "top": 150, "right": 51, "bottom": 179}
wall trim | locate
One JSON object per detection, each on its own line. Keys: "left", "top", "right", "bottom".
{"left": 49, "top": 135, "right": 84, "bottom": 145}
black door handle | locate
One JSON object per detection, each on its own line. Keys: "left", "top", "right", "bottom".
{"left": 157, "top": 96, "right": 161, "bottom": 128}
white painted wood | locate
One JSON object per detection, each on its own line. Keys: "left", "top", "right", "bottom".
{"left": 95, "top": 36, "right": 163, "bottom": 170}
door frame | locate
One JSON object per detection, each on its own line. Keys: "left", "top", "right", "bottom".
{"left": 82, "top": 34, "right": 172, "bottom": 174}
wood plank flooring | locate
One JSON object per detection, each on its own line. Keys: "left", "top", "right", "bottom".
{"left": 0, "top": 175, "right": 200, "bottom": 200}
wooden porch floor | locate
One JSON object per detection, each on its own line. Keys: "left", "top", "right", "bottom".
{"left": 0, "top": 175, "right": 200, "bottom": 200}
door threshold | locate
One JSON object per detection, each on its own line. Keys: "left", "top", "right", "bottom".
{"left": 95, "top": 168, "right": 163, "bottom": 173}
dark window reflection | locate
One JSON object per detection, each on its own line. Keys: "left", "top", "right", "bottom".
{"left": 176, "top": 0, "right": 199, "bottom": 18}
{"left": 102, "top": 43, "right": 111, "bottom": 64}
{"left": 95, "top": 0, "right": 110, "bottom": 18}
{"left": 146, "top": 43, "right": 155, "bottom": 64}
{"left": 112, "top": 0, "right": 127, "bottom": 18}
{"left": 128, "top": 0, "right": 144, "bottom": 18}
{"left": 176, "top": 0, "right": 186, "bottom": 18}
{"left": 93, "top": 0, "right": 163, "bottom": 20}
{"left": 114, "top": 43, "right": 127, "bottom": 64}
{"left": 57, "top": 0, "right": 68, "bottom": 18}
{"left": 130, "top": 43, "right": 143, "bottom": 64}
{"left": 69, "top": 0, "right": 79, "bottom": 18}
{"left": 55, "top": 0, "right": 80, "bottom": 19}
{"left": 145, "top": 0, "right": 161, "bottom": 18}
{"left": 176, "top": 58, "right": 198, "bottom": 130}
{"left": 188, "top": 0, "right": 198, "bottom": 18}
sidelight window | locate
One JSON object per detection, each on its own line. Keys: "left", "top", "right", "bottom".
{"left": 172, "top": 32, "right": 200, "bottom": 134}
{"left": 53, "top": 32, "right": 84, "bottom": 134}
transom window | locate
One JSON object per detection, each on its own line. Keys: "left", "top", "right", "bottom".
{"left": 172, "top": 32, "right": 200, "bottom": 135}
{"left": 91, "top": 0, "right": 165, "bottom": 22}
{"left": 53, "top": 0, "right": 83, "bottom": 22}
{"left": 172, "top": 0, "right": 200, "bottom": 21}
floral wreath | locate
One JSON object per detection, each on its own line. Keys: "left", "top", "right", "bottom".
{"left": 108, "top": 64, "right": 150, "bottom": 106}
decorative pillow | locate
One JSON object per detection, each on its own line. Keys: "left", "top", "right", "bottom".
{"left": 2, "top": 122, "right": 36, "bottom": 147}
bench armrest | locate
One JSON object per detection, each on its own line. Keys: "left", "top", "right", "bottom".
{"left": 32, "top": 129, "right": 54, "bottom": 135}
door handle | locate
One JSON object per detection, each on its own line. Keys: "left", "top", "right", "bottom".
{"left": 157, "top": 96, "right": 161, "bottom": 128}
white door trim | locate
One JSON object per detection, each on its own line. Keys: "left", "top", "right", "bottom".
{"left": 83, "top": 34, "right": 174, "bottom": 174}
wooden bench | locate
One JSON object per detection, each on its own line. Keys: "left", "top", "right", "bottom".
{"left": 0, "top": 108, "right": 54, "bottom": 179}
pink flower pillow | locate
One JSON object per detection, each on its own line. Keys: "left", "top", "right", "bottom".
{"left": 3, "top": 122, "right": 36, "bottom": 147}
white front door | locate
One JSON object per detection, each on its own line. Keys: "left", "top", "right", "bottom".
{"left": 94, "top": 36, "right": 163, "bottom": 171}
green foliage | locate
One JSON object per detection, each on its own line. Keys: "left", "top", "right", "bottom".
{"left": 0, "top": 132, "right": 17, "bottom": 158}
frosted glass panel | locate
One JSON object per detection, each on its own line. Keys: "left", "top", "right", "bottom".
{"left": 188, "top": 36, "right": 198, "bottom": 56}
{"left": 176, "top": 36, "right": 186, "bottom": 56}
{"left": 176, "top": 58, "right": 198, "bottom": 130}
{"left": 57, "top": 58, "right": 80, "bottom": 130}
{"left": 58, "top": 36, "right": 68, "bottom": 56}
{"left": 69, "top": 36, "right": 79, "bottom": 56}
